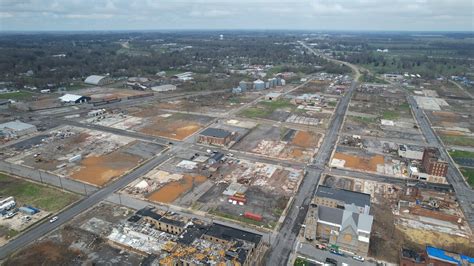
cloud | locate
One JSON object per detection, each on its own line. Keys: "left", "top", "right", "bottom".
{"left": 0, "top": 0, "right": 472, "bottom": 31}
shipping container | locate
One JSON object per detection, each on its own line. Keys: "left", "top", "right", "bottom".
{"left": 244, "top": 212, "right": 263, "bottom": 222}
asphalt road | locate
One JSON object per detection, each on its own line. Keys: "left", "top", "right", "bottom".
{"left": 265, "top": 77, "right": 355, "bottom": 265}
{"left": 296, "top": 242, "right": 372, "bottom": 266}
{"left": 407, "top": 96, "right": 474, "bottom": 227}
{"left": 0, "top": 152, "right": 171, "bottom": 260}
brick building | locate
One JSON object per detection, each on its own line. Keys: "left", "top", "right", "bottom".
{"left": 198, "top": 128, "right": 234, "bottom": 146}
{"left": 400, "top": 246, "right": 474, "bottom": 266}
{"left": 422, "top": 148, "right": 448, "bottom": 177}
{"left": 313, "top": 185, "right": 371, "bottom": 214}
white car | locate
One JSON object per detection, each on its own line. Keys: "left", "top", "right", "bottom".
{"left": 352, "top": 255, "right": 365, "bottom": 262}
{"left": 49, "top": 216, "right": 58, "bottom": 223}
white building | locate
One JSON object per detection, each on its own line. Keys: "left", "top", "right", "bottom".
{"left": 84, "top": 75, "right": 113, "bottom": 86}
{"left": 151, "top": 85, "right": 177, "bottom": 92}
{"left": 0, "top": 120, "right": 37, "bottom": 138}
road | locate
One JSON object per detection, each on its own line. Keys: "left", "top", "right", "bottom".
{"left": 266, "top": 75, "right": 356, "bottom": 265}
{"left": 407, "top": 95, "right": 474, "bottom": 227}
{"left": 296, "top": 242, "right": 372, "bottom": 266}
{"left": 0, "top": 150, "right": 171, "bottom": 260}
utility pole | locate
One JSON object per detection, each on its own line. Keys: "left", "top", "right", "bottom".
{"left": 58, "top": 175, "right": 63, "bottom": 189}
{"left": 38, "top": 170, "right": 43, "bottom": 183}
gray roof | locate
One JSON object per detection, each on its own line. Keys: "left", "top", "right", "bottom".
{"left": 0, "top": 120, "right": 36, "bottom": 131}
{"left": 84, "top": 75, "right": 107, "bottom": 85}
{"left": 315, "top": 185, "right": 371, "bottom": 208}
{"left": 200, "top": 128, "right": 231, "bottom": 138}
{"left": 318, "top": 205, "right": 373, "bottom": 233}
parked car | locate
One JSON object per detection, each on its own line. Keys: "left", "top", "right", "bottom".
{"left": 49, "top": 216, "right": 58, "bottom": 223}
{"left": 316, "top": 243, "right": 327, "bottom": 250}
{"left": 329, "top": 249, "right": 345, "bottom": 256}
{"left": 353, "top": 255, "right": 365, "bottom": 262}
{"left": 325, "top": 257, "right": 337, "bottom": 265}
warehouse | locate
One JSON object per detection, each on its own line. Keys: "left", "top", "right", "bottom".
{"left": 84, "top": 75, "right": 113, "bottom": 86}
{"left": 151, "top": 84, "right": 176, "bottom": 92}
{"left": 198, "top": 128, "right": 234, "bottom": 146}
{"left": 59, "top": 94, "right": 91, "bottom": 104}
{"left": 0, "top": 120, "right": 37, "bottom": 138}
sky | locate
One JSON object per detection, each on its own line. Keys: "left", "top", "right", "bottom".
{"left": 0, "top": 0, "right": 473, "bottom": 32}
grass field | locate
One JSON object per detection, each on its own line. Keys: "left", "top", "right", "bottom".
{"left": 0, "top": 91, "right": 33, "bottom": 101}
{"left": 351, "top": 115, "right": 377, "bottom": 124}
{"left": 294, "top": 257, "right": 315, "bottom": 266}
{"left": 460, "top": 168, "right": 474, "bottom": 188}
{"left": 441, "top": 135, "right": 474, "bottom": 147}
{"left": 449, "top": 150, "right": 474, "bottom": 159}
{"left": 240, "top": 99, "right": 294, "bottom": 119}
{"left": 0, "top": 173, "right": 80, "bottom": 212}
{"left": 382, "top": 110, "right": 400, "bottom": 120}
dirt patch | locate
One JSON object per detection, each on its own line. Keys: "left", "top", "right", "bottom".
{"left": 398, "top": 226, "right": 473, "bottom": 254}
{"left": 333, "top": 152, "right": 384, "bottom": 172}
{"left": 5, "top": 240, "right": 82, "bottom": 265}
{"left": 291, "top": 131, "right": 321, "bottom": 148}
{"left": 147, "top": 175, "right": 207, "bottom": 203}
{"left": 71, "top": 151, "right": 141, "bottom": 186}
{"left": 439, "top": 130, "right": 466, "bottom": 136}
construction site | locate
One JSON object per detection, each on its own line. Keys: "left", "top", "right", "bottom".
{"left": 319, "top": 174, "right": 473, "bottom": 263}
{"left": 233, "top": 124, "right": 322, "bottom": 163}
{"left": 344, "top": 84, "right": 424, "bottom": 141}
{"left": 122, "top": 149, "right": 304, "bottom": 229}
{"left": 1, "top": 126, "right": 162, "bottom": 186}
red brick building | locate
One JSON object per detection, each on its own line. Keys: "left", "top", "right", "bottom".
{"left": 198, "top": 128, "right": 234, "bottom": 146}
{"left": 422, "top": 148, "right": 448, "bottom": 177}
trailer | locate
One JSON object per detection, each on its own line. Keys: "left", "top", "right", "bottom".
{"left": 244, "top": 212, "right": 263, "bottom": 222}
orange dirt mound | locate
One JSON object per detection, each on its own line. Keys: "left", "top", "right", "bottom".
{"left": 334, "top": 152, "right": 384, "bottom": 172}
{"left": 147, "top": 175, "right": 206, "bottom": 203}
{"left": 71, "top": 151, "right": 141, "bottom": 186}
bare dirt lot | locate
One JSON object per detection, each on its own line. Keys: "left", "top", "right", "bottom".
{"left": 3, "top": 126, "right": 161, "bottom": 186}
{"left": 233, "top": 124, "right": 322, "bottom": 162}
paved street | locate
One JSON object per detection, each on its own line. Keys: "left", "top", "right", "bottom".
{"left": 296, "top": 242, "right": 373, "bottom": 266}
{"left": 266, "top": 78, "right": 355, "bottom": 265}
{"left": 407, "top": 95, "right": 474, "bottom": 227}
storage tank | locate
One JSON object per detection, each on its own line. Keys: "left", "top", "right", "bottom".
{"left": 253, "top": 79, "right": 265, "bottom": 90}
{"left": 239, "top": 80, "right": 248, "bottom": 91}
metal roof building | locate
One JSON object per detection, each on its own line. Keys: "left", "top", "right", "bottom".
{"left": 0, "top": 120, "right": 37, "bottom": 138}
{"left": 84, "top": 75, "right": 113, "bottom": 86}
{"left": 59, "top": 94, "right": 91, "bottom": 104}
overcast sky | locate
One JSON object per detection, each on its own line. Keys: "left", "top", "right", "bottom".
{"left": 0, "top": 0, "right": 472, "bottom": 31}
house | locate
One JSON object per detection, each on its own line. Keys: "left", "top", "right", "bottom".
{"left": 59, "top": 94, "right": 91, "bottom": 104}
{"left": 208, "top": 152, "right": 225, "bottom": 164}
{"left": 84, "top": 75, "right": 113, "bottom": 86}
{"left": 313, "top": 185, "right": 371, "bottom": 214}
{"left": 0, "top": 120, "right": 37, "bottom": 138}
{"left": 198, "top": 128, "right": 234, "bottom": 146}
{"left": 315, "top": 205, "right": 373, "bottom": 256}
{"left": 422, "top": 148, "right": 448, "bottom": 177}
